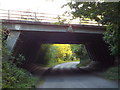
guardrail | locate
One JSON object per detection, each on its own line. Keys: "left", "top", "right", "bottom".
{"left": 0, "top": 9, "right": 59, "bottom": 22}
{"left": 0, "top": 9, "right": 98, "bottom": 25}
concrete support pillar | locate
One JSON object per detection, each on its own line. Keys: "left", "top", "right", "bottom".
{"left": 6, "top": 31, "right": 21, "bottom": 51}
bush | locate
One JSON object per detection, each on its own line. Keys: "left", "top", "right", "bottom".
{"left": 2, "top": 60, "right": 38, "bottom": 88}
{"left": 1, "top": 28, "right": 39, "bottom": 88}
{"left": 103, "top": 24, "right": 120, "bottom": 56}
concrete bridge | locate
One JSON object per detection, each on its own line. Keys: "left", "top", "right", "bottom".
{"left": 1, "top": 19, "right": 114, "bottom": 69}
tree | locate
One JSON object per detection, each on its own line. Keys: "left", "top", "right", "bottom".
{"left": 63, "top": 2, "right": 120, "bottom": 57}
{"left": 50, "top": 44, "right": 73, "bottom": 61}
{"left": 63, "top": 2, "right": 119, "bottom": 24}
{"left": 41, "top": 44, "right": 80, "bottom": 66}
{"left": 70, "top": 44, "right": 88, "bottom": 59}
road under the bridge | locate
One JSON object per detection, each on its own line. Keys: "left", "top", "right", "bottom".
{"left": 37, "top": 62, "right": 118, "bottom": 88}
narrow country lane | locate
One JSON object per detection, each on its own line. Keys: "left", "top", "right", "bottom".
{"left": 37, "top": 62, "right": 118, "bottom": 88}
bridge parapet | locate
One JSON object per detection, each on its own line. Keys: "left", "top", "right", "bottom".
{"left": 0, "top": 9, "right": 99, "bottom": 25}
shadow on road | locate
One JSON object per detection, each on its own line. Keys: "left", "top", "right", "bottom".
{"left": 42, "top": 67, "right": 91, "bottom": 77}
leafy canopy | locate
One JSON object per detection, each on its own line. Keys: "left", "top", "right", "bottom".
{"left": 63, "top": 2, "right": 120, "bottom": 24}
{"left": 63, "top": 2, "right": 120, "bottom": 56}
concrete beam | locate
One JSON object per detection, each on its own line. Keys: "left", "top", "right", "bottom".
{"left": 2, "top": 19, "right": 106, "bottom": 34}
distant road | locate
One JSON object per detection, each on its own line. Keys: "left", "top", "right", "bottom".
{"left": 37, "top": 62, "right": 118, "bottom": 88}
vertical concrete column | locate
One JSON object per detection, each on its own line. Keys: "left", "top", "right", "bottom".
{"left": 6, "top": 31, "right": 21, "bottom": 51}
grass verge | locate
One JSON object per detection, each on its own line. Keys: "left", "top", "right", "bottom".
{"left": 102, "top": 65, "right": 120, "bottom": 81}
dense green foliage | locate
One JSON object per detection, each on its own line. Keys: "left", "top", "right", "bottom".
{"left": 63, "top": 2, "right": 119, "bottom": 24}
{"left": 2, "top": 60, "right": 38, "bottom": 88}
{"left": 41, "top": 44, "right": 89, "bottom": 67}
{"left": 41, "top": 44, "right": 79, "bottom": 67}
{"left": 50, "top": 44, "right": 74, "bottom": 61}
{"left": 63, "top": 2, "right": 120, "bottom": 56}
{"left": 71, "top": 44, "right": 90, "bottom": 66}
{"left": 104, "top": 24, "right": 120, "bottom": 56}
{"left": 70, "top": 44, "right": 89, "bottom": 60}
{"left": 2, "top": 29, "right": 39, "bottom": 88}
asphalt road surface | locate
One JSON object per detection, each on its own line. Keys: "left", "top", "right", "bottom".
{"left": 37, "top": 62, "right": 118, "bottom": 88}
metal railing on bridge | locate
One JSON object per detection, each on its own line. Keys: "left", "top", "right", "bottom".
{"left": 0, "top": 9, "right": 98, "bottom": 25}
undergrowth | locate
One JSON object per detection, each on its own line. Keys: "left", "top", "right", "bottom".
{"left": 2, "top": 60, "right": 39, "bottom": 88}
{"left": 2, "top": 28, "right": 39, "bottom": 88}
{"left": 102, "top": 65, "right": 120, "bottom": 80}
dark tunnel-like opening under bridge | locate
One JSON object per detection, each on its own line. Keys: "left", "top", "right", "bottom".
{"left": 1, "top": 19, "right": 114, "bottom": 71}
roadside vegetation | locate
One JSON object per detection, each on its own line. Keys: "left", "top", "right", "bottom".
{"left": 2, "top": 29, "right": 39, "bottom": 88}
{"left": 102, "top": 65, "right": 120, "bottom": 81}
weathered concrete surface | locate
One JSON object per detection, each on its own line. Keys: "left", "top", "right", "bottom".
{"left": 6, "top": 31, "right": 21, "bottom": 51}
{"left": 37, "top": 62, "right": 118, "bottom": 88}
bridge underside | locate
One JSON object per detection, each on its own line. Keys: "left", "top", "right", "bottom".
{"left": 13, "top": 31, "right": 114, "bottom": 67}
